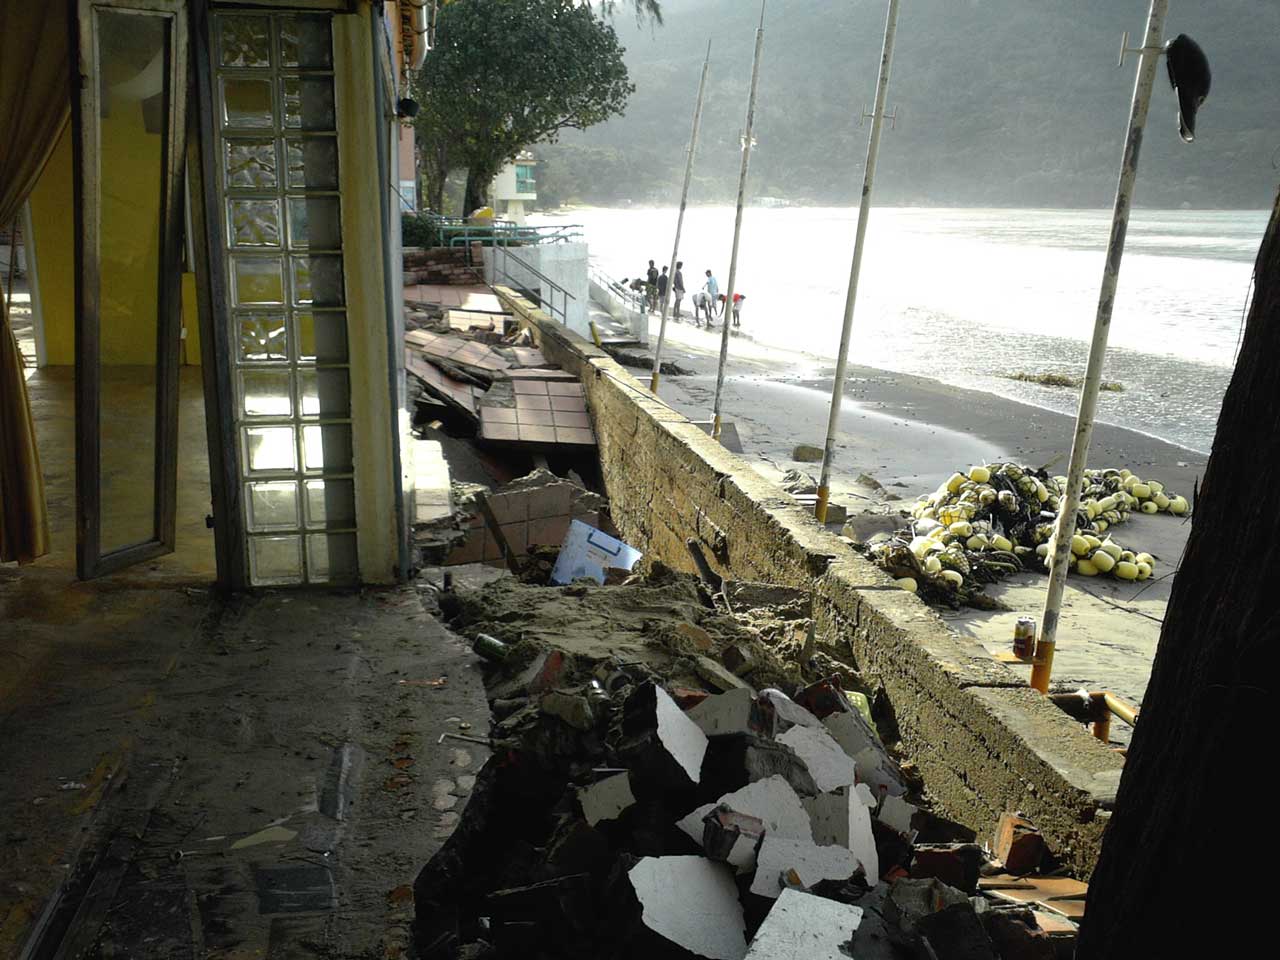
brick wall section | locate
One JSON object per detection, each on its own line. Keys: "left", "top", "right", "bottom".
{"left": 495, "top": 286, "right": 1125, "bottom": 879}
{"left": 403, "top": 245, "right": 484, "bottom": 286}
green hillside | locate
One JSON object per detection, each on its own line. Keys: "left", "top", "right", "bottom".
{"left": 535, "top": 0, "right": 1280, "bottom": 209}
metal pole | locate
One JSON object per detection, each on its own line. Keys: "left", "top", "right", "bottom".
{"left": 814, "top": 0, "right": 899, "bottom": 523}
{"left": 651, "top": 41, "right": 712, "bottom": 393}
{"left": 711, "top": 1, "right": 766, "bottom": 440}
{"left": 1033, "top": 0, "right": 1169, "bottom": 694}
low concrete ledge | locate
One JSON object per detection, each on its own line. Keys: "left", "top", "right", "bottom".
{"left": 496, "top": 286, "right": 1125, "bottom": 879}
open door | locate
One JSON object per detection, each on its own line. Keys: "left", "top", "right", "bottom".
{"left": 72, "top": 0, "right": 189, "bottom": 578}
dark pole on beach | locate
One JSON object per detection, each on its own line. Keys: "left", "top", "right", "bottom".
{"left": 814, "top": 0, "right": 900, "bottom": 523}
{"left": 711, "top": 1, "right": 766, "bottom": 441}
{"left": 1034, "top": 0, "right": 1170, "bottom": 692}
{"left": 651, "top": 40, "right": 712, "bottom": 394}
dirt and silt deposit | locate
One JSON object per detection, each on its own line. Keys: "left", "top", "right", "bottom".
{"left": 412, "top": 561, "right": 1083, "bottom": 959}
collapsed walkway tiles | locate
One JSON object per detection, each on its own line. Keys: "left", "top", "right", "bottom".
{"left": 406, "top": 350, "right": 482, "bottom": 420}
{"left": 629, "top": 856, "right": 747, "bottom": 960}
{"left": 744, "top": 888, "right": 863, "bottom": 959}
{"left": 407, "top": 329, "right": 511, "bottom": 374}
{"left": 478, "top": 378, "right": 595, "bottom": 447}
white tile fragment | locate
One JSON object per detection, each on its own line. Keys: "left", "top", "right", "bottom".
{"left": 877, "top": 793, "right": 918, "bottom": 835}
{"left": 854, "top": 746, "right": 907, "bottom": 799}
{"left": 654, "top": 685, "right": 709, "bottom": 784}
{"left": 577, "top": 772, "right": 635, "bottom": 826}
{"left": 759, "top": 689, "right": 822, "bottom": 732}
{"left": 744, "top": 888, "right": 863, "bottom": 959}
{"left": 777, "top": 725, "right": 855, "bottom": 793}
{"left": 854, "top": 782, "right": 877, "bottom": 808}
{"left": 687, "top": 688, "right": 757, "bottom": 737}
{"left": 677, "top": 775, "right": 814, "bottom": 849}
{"left": 749, "top": 836, "right": 862, "bottom": 899}
{"left": 803, "top": 790, "right": 879, "bottom": 883}
{"left": 629, "top": 856, "right": 747, "bottom": 960}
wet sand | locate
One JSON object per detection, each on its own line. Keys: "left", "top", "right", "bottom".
{"left": 636, "top": 316, "right": 1209, "bottom": 739}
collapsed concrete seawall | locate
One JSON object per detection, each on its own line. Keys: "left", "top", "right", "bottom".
{"left": 496, "top": 287, "right": 1125, "bottom": 879}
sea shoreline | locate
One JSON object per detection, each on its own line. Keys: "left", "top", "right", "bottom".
{"left": 634, "top": 314, "right": 1203, "bottom": 730}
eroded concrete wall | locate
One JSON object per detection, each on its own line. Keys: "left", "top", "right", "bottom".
{"left": 496, "top": 287, "right": 1124, "bottom": 879}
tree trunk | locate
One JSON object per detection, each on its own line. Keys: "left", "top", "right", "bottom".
{"left": 1077, "top": 188, "right": 1280, "bottom": 956}
{"left": 463, "top": 166, "right": 491, "bottom": 216}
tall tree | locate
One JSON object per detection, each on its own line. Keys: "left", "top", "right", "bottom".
{"left": 1076, "top": 188, "right": 1280, "bottom": 956}
{"left": 416, "top": 0, "right": 635, "bottom": 213}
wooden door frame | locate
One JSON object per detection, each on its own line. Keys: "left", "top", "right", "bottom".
{"left": 72, "top": 0, "right": 190, "bottom": 579}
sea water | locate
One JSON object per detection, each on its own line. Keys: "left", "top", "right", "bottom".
{"left": 531, "top": 206, "right": 1266, "bottom": 454}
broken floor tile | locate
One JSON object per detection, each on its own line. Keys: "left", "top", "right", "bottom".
{"left": 749, "top": 835, "right": 862, "bottom": 900}
{"left": 877, "top": 794, "right": 918, "bottom": 836}
{"left": 759, "top": 688, "right": 823, "bottom": 732}
{"left": 693, "top": 656, "right": 752, "bottom": 693}
{"left": 777, "top": 725, "right": 855, "bottom": 793}
{"left": 701, "top": 807, "right": 766, "bottom": 867}
{"left": 653, "top": 684, "right": 709, "bottom": 784}
{"left": 577, "top": 772, "right": 635, "bottom": 827}
{"left": 993, "top": 813, "right": 1046, "bottom": 876}
{"left": 677, "top": 775, "right": 814, "bottom": 854}
{"left": 855, "top": 745, "right": 907, "bottom": 799}
{"left": 699, "top": 734, "right": 819, "bottom": 800}
{"left": 803, "top": 789, "right": 878, "bottom": 882}
{"left": 629, "top": 856, "right": 747, "bottom": 960}
{"left": 686, "top": 688, "right": 763, "bottom": 738}
{"left": 910, "top": 843, "right": 986, "bottom": 894}
{"left": 744, "top": 888, "right": 863, "bottom": 959}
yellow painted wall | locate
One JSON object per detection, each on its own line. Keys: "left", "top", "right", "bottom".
{"left": 27, "top": 116, "right": 201, "bottom": 367}
{"left": 28, "top": 127, "right": 74, "bottom": 366}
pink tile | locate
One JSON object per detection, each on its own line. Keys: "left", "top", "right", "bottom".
{"left": 546, "top": 381, "right": 583, "bottom": 396}
{"left": 552, "top": 410, "right": 590, "bottom": 429}
{"left": 482, "top": 407, "right": 518, "bottom": 424}
{"left": 515, "top": 394, "right": 551, "bottom": 411}
{"left": 550, "top": 395, "right": 586, "bottom": 412}
{"left": 528, "top": 515, "right": 571, "bottom": 547}
{"left": 555, "top": 427, "right": 596, "bottom": 445}
{"left": 519, "top": 425, "right": 557, "bottom": 444}
{"left": 482, "top": 422, "right": 519, "bottom": 441}
{"left": 519, "top": 409, "right": 555, "bottom": 426}
{"left": 513, "top": 380, "right": 548, "bottom": 395}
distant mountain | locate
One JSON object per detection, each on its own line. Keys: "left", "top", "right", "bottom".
{"left": 535, "top": 0, "right": 1280, "bottom": 209}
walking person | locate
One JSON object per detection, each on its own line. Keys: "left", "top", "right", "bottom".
{"left": 645, "top": 259, "right": 660, "bottom": 312}
{"left": 672, "top": 261, "right": 685, "bottom": 320}
{"left": 657, "top": 266, "right": 669, "bottom": 312}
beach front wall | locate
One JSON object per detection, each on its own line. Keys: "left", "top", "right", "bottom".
{"left": 494, "top": 287, "right": 1125, "bottom": 879}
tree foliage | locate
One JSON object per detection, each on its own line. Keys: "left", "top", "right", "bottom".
{"left": 414, "top": 0, "right": 636, "bottom": 212}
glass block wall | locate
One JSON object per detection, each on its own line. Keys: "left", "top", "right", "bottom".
{"left": 214, "top": 11, "right": 358, "bottom": 585}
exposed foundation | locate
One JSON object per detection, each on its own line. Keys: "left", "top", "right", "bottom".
{"left": 496, "top": 286, "right": 1125, "bottom": 879}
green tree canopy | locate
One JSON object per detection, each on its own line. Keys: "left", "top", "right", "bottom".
{"left": 416, "top": 0, "right": 636, "bottom": 212}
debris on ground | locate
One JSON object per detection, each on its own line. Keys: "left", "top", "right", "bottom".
{"left": 860, "top": 462, "right": 1190, "bottom": 608}
{"left": 412, "top": 562, "right": 1084, "bottom": 958}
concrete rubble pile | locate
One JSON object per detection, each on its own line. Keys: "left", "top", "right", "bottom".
{"left": 413, "top": 567, "right": 1085, "bottom": 959}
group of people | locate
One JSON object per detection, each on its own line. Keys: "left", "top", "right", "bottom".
{"left": 635, "top": 259, "right": 744, "bottom": 329}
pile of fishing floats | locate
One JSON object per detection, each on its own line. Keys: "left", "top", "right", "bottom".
{"left": 867, "top": 462, "right": 1188, "bottom": 606}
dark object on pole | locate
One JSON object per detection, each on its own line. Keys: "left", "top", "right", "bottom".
{"left": 1076, "top": 190, "right": 1280, "bottom": 957}
{"left": 397, "top": 97, "right": 420, "bottom": 119}
{"left": 1165, "top": 33, "right": 1210, "bottom": 142}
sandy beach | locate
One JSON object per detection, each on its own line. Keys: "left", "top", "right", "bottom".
{"left": 625, "top": 314, "right": 1208, "bottom": 740}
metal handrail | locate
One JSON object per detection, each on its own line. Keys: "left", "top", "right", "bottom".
{"left": 403, "top": 211, "right": 582, "bottom": 249}
{"left": 491, "top": 244, "right": 575, "bottom": 326}
{"left": 589, "top": 262, "right": 647, "bottom": 315}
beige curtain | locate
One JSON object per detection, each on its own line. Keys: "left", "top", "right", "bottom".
{"left": 1, "top": 3, "right": 69, "bottom": 562}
